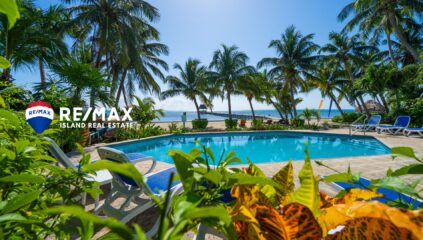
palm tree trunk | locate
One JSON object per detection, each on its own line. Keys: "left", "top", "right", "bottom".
{"left": 379, "top": 94, "right": 389, "bottom": 113}
{"left": 289, "top": 78, "right": 297, "bottom": 117}
{"left": 344, "top": 62, "right": 370, "bottom": 116}
{"left": 271, "top": 101, "right": 284, "bottom": 119}
{"left": 356, "top": 100, "right": 363, "bottom": 112}
{"left": 227, "top": 91, "right": 232, "bottom": 121}
{"left": 193, "top": 97, "right": 201, "bottom": 119}
{"left": 387, "top": 12, "right": 420, "bottom": 61}
{"left": 329, "top": 93, "right": 345, "bottom": 118}
{"left": 39, "top": 59, "right": 46, "bottom": 89}
{"left": 358, "top": 95, "right": 370, "bottom": 115}
{"left": 0, "top": 68, "right": 10, "bottom": 84}
{"left": 386, "top": 32, "right": 397, "bottom": 64}
{"left": 247, "top": 97, "right": 256, "bottom": 120}
{"left": 122, "top": 86, "right": 129, "bottom": 107}
{"left": 115, "top": 68, "right": 128, "bottom": 104}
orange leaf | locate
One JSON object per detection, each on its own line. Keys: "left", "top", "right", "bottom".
{"left": 256, "top": 203, "right": 322, "bottom": 240}
{"left": 336, "top": 188, "right": 383, "bottom": 205}
{"left": 319, "top": 201, "right": 423, "bottom": 239}
{"left": 326, "top": 217, "right": 420, "bottom": 240}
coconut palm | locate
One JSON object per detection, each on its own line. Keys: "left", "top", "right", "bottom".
{"left": 338, "top": 0, "right": 422, "bottom": 61}
{"left": 309, "top": 63, "right": 348, "bottom": 118}
{"left": 0, "top": 2, "right": 40, "bottom": 83}
{"left": 209, "top": 44, "right": 254, "bottom": 121}
{"left": 320, "top": 32, "right": 375, "bottom": 115}
{"left": 238, "top": 72, "right": 264, "bottom": 120}
{"left": 258, "top": 25, "right": 319, "bottom": 117}
{"left": 161, "top": 58, "right": 208, "bottom": 120}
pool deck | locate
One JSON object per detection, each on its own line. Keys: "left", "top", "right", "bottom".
{"left": 71, "top": 128, "right": 422, "bottom": 239}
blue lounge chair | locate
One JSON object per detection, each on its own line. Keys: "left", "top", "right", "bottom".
{"left": 404, "top": 126, "right": 423, "bottom": 137}
{"left": 351, "top": 115, "right": 381, "bottom": 132}
{"left": 97, "top": 147, "right": 182, "bottom": 237}
{"left": 331, "top": 177, "right": 422, "bottom": 209}
{"left": 376, "top": 116, "right": 411, "bottom": 135}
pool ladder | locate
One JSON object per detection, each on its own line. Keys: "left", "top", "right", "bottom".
{"left": 349, "top": 114, "right": 368, "bottom": 136}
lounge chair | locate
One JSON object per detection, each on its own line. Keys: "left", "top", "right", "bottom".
{"left": 351, "top": 115, "right": 381, "bottom": 132}
{"left": 376, "top": 116, "right": 411, "bottom": 135}
{"left": 239, "top": 119, "right": 247, "bottom": 128}
{"left": 403, "top": 126, "right": 423, "bottom": 137}
{"left": 43, "top": 137, "right": 156, "bottom": 208}
{"left": 97, "top": 147, "right": 182, "bottom": 237}
{"left": 330, "top": 177, "right": 422, "bottom": 209}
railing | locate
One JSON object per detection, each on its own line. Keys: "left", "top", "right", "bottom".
{"left": 349, "top": 114, "right": 368, "bottom": 136}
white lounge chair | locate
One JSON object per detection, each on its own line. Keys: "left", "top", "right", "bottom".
{"left": 376, "top": 116, "right": 411, "bottom": 135}
{"left": 44, "top": 137, "right": 156, "bottom": 208}
{"left": 97, "top": 147, "right": 183, "bottom": 237}
{"left": 403, "top": 126, "right": 423, "bottom": 137}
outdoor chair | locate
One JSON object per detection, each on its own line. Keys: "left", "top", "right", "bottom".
{"left": 239, "top": 119, "right": 247, "bottom": 128}
{"left": 351, "top": 115, "right": 381, "bottom": 132}
{"left": 376, "top": 116, "right": 411, "bottom": 135}
{"left": 329, "top": 177, "right": 422, "bottom": 209}
{"left": 403, "top": 126, "right": 423, "bottom": 137}
{"left": 44, "top": 137, "right": 156, "bottom": 209}
{"left": 97, "top": 147, "right": 183, "bottom": 237}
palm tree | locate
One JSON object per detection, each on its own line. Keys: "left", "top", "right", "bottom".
{"left": 338, "top": 0, "right": 422, "bottom": 61}
{"left": 320, "top": 32, "right": 374, "bottom": 115}
{"left": 161, "top": 58, "right": 208, "bottom": 120}
{"left": 209, "top": 44, "right": 254, "bottom": 121}
{"left": 1, "top": 1, "right": 39, "bottom": 83}
{"left": 238, "top": 72, "right": 264, "bottom": 120}
{"left": 309, "top": 63, "right": 348, "bottom": 118}
{"left": 33, "top": 5, "right": 69, "bottom": 88}
{"left": 258, "top": 25, "right": 319, "bottom": 117}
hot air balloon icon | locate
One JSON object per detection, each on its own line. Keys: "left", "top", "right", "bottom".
{"left": 25, "top": 101, "right": 54, "bottom": 134}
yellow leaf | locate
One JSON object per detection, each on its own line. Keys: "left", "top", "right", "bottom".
{"left": 319, "top": 201, "right": 423, "bottom": 239}
{"left": 272, "top": 160, "right": 295, "bottom": 204}
{"left": 338, "top": 188, "right": 383, "bottom": 205}
{"left": 290, "top": 150, "right": 320, "bottom": 217}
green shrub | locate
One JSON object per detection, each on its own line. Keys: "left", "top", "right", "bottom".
{"left": 0, "top": 109, "right": 98, "bottom": 238}
{"left": 251, "top": 119, "right": 265, "bottom": 130}
{"left": 409, "top": 98, "right": 423, "bottom": 126}
{"left": 192, "top": 119, "right": 209, "bottom": 130}
{"left": 225, "top": 119, "right": 238, "bottom": 129}
{"left": 331, "top": 115, "right": 343, "bottom": 123}
{"left": 0, "top": 83, "right": 33, "bottom": 111}
{"left": 290, "top": 117, "right": 305, "bottom": 127}
{"left": 114, "top": 125, "right": 165, "bottom": 141}
{"left": 342, "top": 112, "right": 361, "bottom": 123}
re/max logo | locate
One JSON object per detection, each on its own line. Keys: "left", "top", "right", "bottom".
{"left": 27, "top": 109, "right": 52, "bottom": 116}
{"left": 59, "top": 107, "right": 133, "bottom": 122}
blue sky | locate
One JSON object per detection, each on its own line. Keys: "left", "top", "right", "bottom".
{"left": 15, "top": 0, "right": 354, "bottom": 111}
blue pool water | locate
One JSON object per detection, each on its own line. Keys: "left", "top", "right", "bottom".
{"left": 110, "top": 132, "right": 391, "bottom": 164}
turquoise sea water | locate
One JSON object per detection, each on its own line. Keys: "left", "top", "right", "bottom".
{"left": 110, "top": 132, "right": 390, "bottom": 165}
{"left": 154, "top": 109, "right": 354, "bottom": 122}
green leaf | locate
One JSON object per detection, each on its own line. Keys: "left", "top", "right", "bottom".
{"left": 168, "top": 150, "right": 195, "bottom": 190}
{"left": 82, "top": 160, "right": 145, "bottom": 186}
{"left": 290, "top": 147, "right": 320, "bottom": 217}
{"left": 228, "top": 173, "right": 282, "bottom": 192}
{"left": 41, "top": 205, "right": 133, "bottom": 239}
{"left": 322, "top": 173, "right": 354, "bottom": 183}
{"left": 0, "top": 109, "right": 20, "bottom": 126}
{"left": 0, "top": 174, "right": 45, "bottom": 183}
{"left": 370, "top": 177, "right": 420, "bottom": 197}
{"left": 392, "top": 147, "right": 420, "bottom": 161}
{"left": 0, "top": 213, "right": 27, "bottom": 223}
{"left": 390, "top": 164, "right": 423, "bottom": 177}
{"left": 2, "top": 190, "right": 41, "bottom": 214}
{"left": 0, "top": 56, "right": 11, "bottom": 69}
{"left": 0, "top": 0, "right": 20, "bottom": 29}
{"left": 272, "top": 160, "right": 295, "bottom": 195}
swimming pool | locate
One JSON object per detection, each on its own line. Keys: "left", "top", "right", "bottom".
{"left": 109, "top": 131, "right": 391, "bottom": 164}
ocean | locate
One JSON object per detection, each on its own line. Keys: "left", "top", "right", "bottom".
{"left": 154, "top": 109, "right": 354, "bottom": 122}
